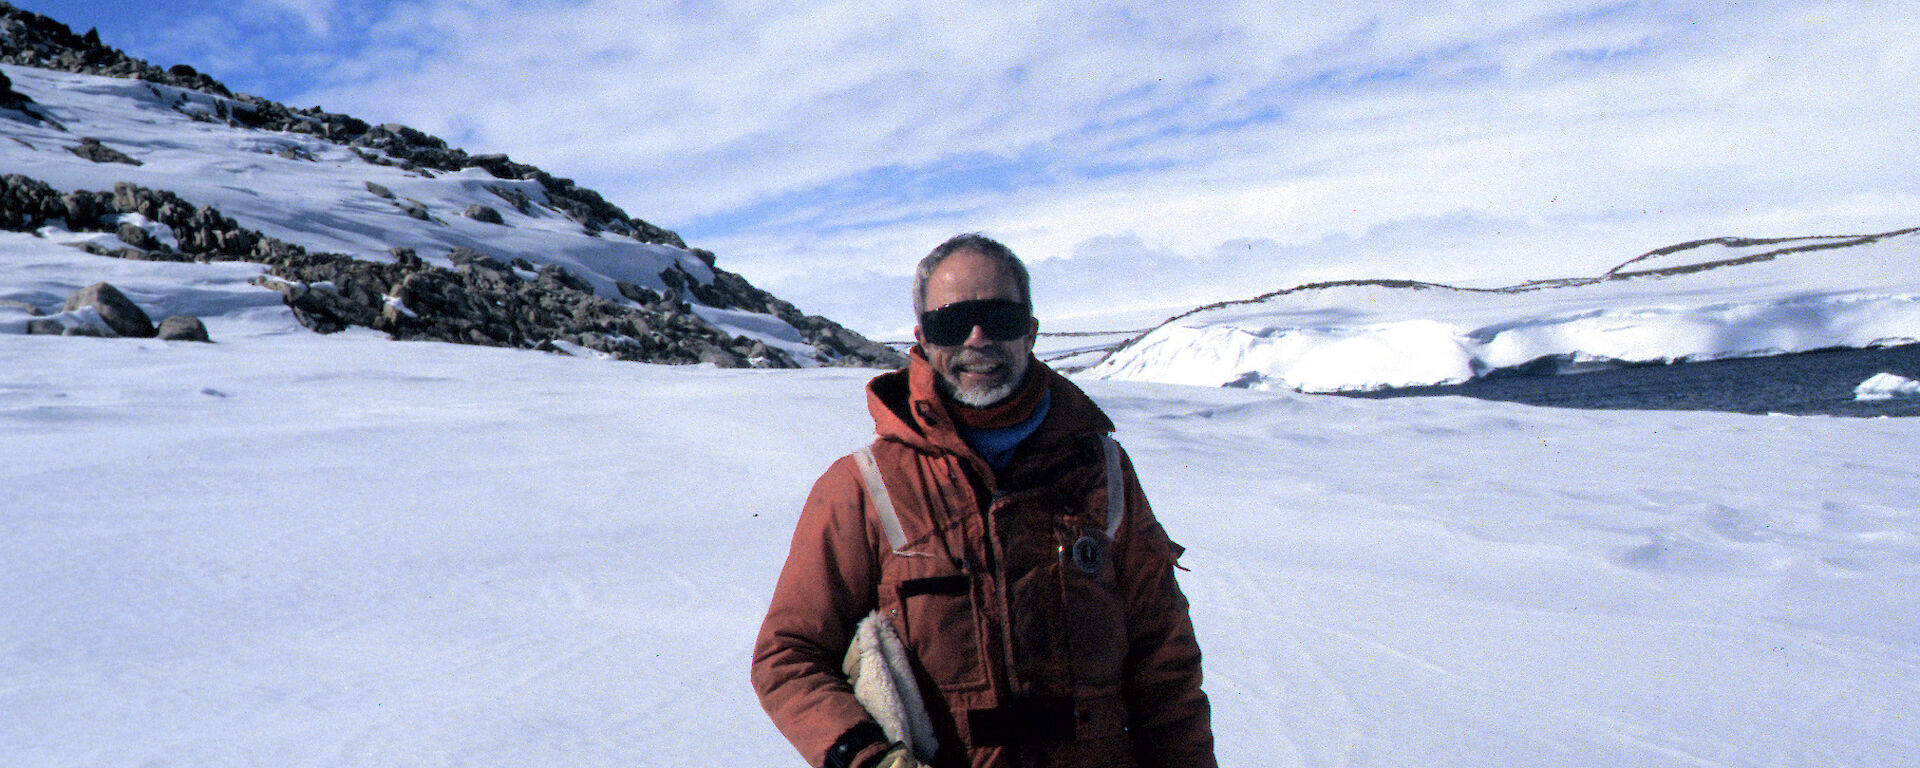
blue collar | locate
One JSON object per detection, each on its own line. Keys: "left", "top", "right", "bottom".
{"left": 956, "top": 390, "right": 1051, "bottom": 471}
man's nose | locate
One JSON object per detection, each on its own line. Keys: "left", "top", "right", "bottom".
{"left": 963, "top": 323, "right": 992, "bottom": 346}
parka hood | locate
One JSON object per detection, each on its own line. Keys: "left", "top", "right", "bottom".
{"left": 867, "top": 346, "right": 1116, "bottom": 462}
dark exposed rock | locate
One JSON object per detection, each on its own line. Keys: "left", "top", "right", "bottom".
{"left": 0, "top": 65, "right": 20, "bottom": 110}
{"left": 116, "top": 220, "right": 160, "bottom": 250}
{"left": 63, "top": 281, "right": 155, "bottom": 337}
{"left": 156, "top": 314, "right": 210, "bottom": 341}
{"left": 486, "top": 185, "right": 534, "bottom": 215}
{"left": 616, "top": 280, "right": 661, "bottom": 306}
{"left": 697, "top": 341, "right": 748, "bottom": 368}
{"left": 0, "top": 40, "right": 55, "bottom": 127}
{"left": 464, "top": 204, "right": 504, "bottom": 225}
{"left": 69, "top": 136, "right": 141, "bottom": 165}
{"left": 60, "top": 190, "right": 99, "bottom": 227}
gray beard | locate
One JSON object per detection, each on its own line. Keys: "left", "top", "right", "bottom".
{"left": 943, "top": 374, "right": 1022, "bottom": 409}
{"left": 936, "top": 352, "right": 1029, "bottom": 409}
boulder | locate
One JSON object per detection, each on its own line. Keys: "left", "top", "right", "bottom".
{"left": 156, "top": 315, "right": 211, "bottom": 342}
{"left": 63, "top": 282, "right": 155, "bottom": 338}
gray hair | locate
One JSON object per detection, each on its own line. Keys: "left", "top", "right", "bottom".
{"left": 912, "top": 233, "right": 1033, "bottom": 316}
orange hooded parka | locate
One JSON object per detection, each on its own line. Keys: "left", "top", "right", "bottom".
{"left": 752, "top": 350, "right": 1215, "bottom": 768}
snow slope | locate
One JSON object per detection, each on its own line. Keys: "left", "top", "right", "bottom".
{"left": 4, "top": 236, "right": 1919, "bottom": 767}
{"left": 1088, "top": 231, "right": 1920, "bottom": 392}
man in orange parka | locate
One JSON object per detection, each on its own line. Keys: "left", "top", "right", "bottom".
{"left": 752, "top": 234, "right": 1215, "bottom": 768}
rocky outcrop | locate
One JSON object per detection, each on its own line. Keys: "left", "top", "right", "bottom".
{"left": 0, "top": 175, "right": 902, "bottom": 367}
{"left": 0, "top": 5, "right": 234, "bottom": 98}
{"left": 254, "top": 244, "right": 792, "bottom": 367}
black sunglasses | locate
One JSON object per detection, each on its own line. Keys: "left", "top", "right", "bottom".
{"left": 919, "top": 299, "right": 1032, "bottom": 346}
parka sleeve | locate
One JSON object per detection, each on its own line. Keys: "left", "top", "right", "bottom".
{"left": 751, "top": 456, "right": 886, "bottom": 767}
{"left": 1113, "top": 446, "right": 1219, "bottom": 768}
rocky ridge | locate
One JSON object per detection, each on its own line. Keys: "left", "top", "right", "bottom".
{"left": 0, "top": 174, "right": 897, "bottom": 366}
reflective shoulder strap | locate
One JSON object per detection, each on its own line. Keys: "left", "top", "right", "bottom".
{"left": 853, "top": 443, "right": 909, "bottom": 550}
{"left": 1102, "top": 435, "right": 1125, "bottom": 539}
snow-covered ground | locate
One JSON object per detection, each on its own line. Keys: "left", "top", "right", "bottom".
{"left": 5, "top": 237, "right": 1919, "bottom": 767}
{"left": 6, "top": 57, "right": 1919, "bottom": 767}
{"left": 1088, "top": 232, "right": 1920, "bottom": 393}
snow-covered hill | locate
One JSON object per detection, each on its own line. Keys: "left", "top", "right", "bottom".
{"left": 1088, "top": 230, "right": 1920, "bottom": 392}
{"left": 0, "top": 52, "right": 898, "bottom": 368}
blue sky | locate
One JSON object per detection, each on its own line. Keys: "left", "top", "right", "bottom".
{"left": 13, "top": 0, "right": 1920, "bottom": 336}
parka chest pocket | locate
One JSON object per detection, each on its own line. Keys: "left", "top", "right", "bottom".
{"left": 1059, "top": 526, "right": 1127, "bottom": 687}
{"left": 851, "top": 444, "right": 991, "bottom": 693}
{"left": 881, "top": 556, "right": 989, "bottom": 692}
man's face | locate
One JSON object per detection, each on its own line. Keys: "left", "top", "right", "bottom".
{"left": 914, "top": 249, "right": 1038, "bottom": 408}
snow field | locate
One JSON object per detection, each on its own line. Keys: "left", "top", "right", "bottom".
{"left": 6, "top": 303, "right": 1916, "bottom": 766}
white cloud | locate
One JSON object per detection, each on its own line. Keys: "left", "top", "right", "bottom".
{"left": 253, "top": 0, "right": 341, "bottom": 36}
